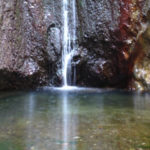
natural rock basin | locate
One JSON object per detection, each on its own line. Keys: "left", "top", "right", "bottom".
{"left": 0, "top": 89, "right": 150, "bottom": 150}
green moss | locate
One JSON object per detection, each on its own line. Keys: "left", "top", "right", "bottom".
{"left": 137, "top": 145, "right": 150, "bottom": 149}
{"left": 0, "top": 141, "right": 23, "bottom": 150}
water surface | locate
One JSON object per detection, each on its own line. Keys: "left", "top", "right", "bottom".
{"left": 0, "top": 89, "right": 150, "bottom": 150}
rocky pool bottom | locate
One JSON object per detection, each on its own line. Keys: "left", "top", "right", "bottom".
{"left": 0, "top": 88, "right": 150, "bottom": 150}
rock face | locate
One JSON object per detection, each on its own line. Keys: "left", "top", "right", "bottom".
{"left": 0, "top": 0, "right": 51, "bottom": 90}
{"left": 0, "top": 0, "right": 150, "bottom": 90}
{"left": 74, "top": 0, "right": 147, "bottom": 88}
{"left": 129, "top": 10, "right": 150, "bottom": 91}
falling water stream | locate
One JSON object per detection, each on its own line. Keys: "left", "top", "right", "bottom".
{"left": 62, "top": 0, "right": 76, "bottom": 88}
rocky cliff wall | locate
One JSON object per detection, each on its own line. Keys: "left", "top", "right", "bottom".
{"left": 0, "top": 0, "right": 51, "bottom": 90}
{"left": 0, "top": 0, "right": 150, "bottom": 90}
{"left": 74, "top": 0, "right": 148, "bottom": 88}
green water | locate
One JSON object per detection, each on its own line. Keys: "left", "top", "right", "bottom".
{"left": 0, "top": 89, "right": 150, "bottom": 150}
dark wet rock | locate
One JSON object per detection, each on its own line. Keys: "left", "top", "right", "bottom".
{"left": 43, "top": 0, "right": 63, "bottom": 86}
{"left": 73, "top": 47, "right": 119, "bottom": 87}
{"left": 73, "top": 0, "right": 147, "bottom": 88}
{"left": 0, "top": 0, "right": 51, "bottom": 90}
{"left": 0, "top": 0, "right": 64, "bottom": 89}
{"left": 46, "top": 25, "right": 62, "bottom": 86}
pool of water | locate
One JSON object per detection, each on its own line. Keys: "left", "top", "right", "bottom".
{"left": 0, "top": 89, "right": 150, "bottom": 150}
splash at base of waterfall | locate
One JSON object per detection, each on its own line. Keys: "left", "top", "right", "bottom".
{"left": 58, "top": 85, "right": 78, "bottom": 91}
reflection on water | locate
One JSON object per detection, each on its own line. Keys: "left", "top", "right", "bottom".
{"left": 0, "top": 90, "right": 150, "bottom": 150}
{"left": 62, "top": 93, "right": 69, "bottom": 150}
{"left": 61, "top": 92, "right": 78, "bottom": 150}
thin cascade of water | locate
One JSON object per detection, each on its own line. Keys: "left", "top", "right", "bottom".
{"left": 62, "top": 0, "right": 77, "bottom": 87}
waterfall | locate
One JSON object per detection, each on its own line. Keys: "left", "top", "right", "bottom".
{"left": 62, "top": 0, "right": 77, "bottom": 87}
